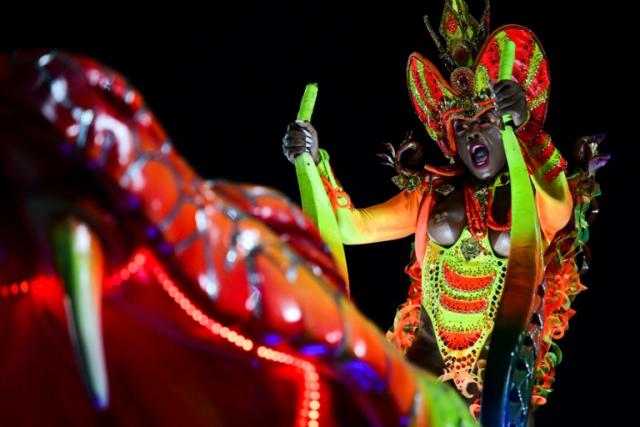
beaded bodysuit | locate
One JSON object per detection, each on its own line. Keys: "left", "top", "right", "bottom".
{"left": 422, "top": 227, "right": 507, "bottom": 397}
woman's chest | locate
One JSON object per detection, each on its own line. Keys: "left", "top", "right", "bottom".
{"left": 426, "top": 185, "right": 511, "bottom": 257}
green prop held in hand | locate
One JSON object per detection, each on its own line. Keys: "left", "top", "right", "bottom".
{"left": 294, "top": 83, "right": 350, "bottom": 293}
{"left": 496, "top": 38, "right": 542, "bottom": 327}
{"left": 297, "top": 83, "right": 318, "bottom": 122}
{"left": 497, "top": 39, "right": 516, "bottom": 123}
{"left": 481, "top": 38, "right": 544, "bottom": 425}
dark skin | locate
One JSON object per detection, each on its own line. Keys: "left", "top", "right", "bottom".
{"left": 283, "top": 80, "right": 527, "bottom": 256}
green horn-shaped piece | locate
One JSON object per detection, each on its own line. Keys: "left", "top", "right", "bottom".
{"left": 53, "top": 218, "right": 109, "bottom": 409}
{"left": 481, "top": 38, "right": 543, "bottom": 426}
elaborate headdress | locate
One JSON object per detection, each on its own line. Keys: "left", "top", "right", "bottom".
{"left": 408, "top": 0, "right": 551, "bottom": 161}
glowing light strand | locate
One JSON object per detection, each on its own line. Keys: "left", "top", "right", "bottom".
{"left": 1, "top": 249, "right": 321, "bottom": 426}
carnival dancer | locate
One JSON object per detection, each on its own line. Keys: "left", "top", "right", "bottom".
{"left": 283, "top": 1, "right": 605, "bottom": 423}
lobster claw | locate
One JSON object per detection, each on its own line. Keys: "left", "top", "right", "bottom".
{"left": 52, "top": 217, "right": 109, "bottom": 410}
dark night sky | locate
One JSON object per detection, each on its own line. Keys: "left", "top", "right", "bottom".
{"left": 3, "top": 1, "right": 632, "bottom": 425}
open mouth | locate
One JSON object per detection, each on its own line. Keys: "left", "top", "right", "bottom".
{"left": 468, "top": 139, "right": 490, "bottom": 168}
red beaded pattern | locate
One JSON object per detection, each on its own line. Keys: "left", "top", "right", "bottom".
{"left": 438, "top": 328, "right": 483, "bottom": 350}
{"left": 443, "top": 263, "right": 495, "bottom": 291}
{"left": 440, "top": 294, "right": 487, "bottom": 313}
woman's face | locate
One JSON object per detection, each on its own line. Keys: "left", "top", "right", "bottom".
{"left": 452, "top": 110, "right": 506, "bottom": 180}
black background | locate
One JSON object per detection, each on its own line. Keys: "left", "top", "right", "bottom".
{"left": 4, "top": 1, "right": 633, "bottom": 425}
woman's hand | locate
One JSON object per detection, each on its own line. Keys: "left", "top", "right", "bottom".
{"left": 282, "top": 120, "right": 320, "bottom": 164}
{"left": 490, "top": 80, "right": 528, "bottom": 128}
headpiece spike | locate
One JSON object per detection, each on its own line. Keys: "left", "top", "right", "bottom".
{"left": 432, "top": 0, "right": 489, "bottom": 71}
